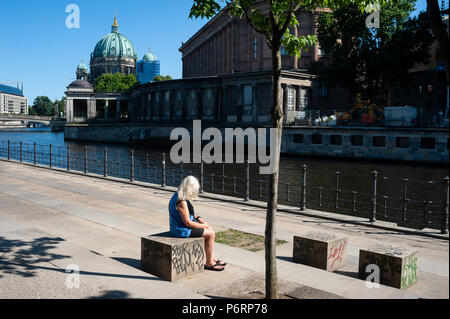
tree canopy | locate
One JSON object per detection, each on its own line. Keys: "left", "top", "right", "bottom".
{"left": 314, "top": 0, "right": 433, "bottom": 104}
{"left": 153, "top": 75, "right": 173, "bottom": 82}
{"left": 31, "top": 96, "right": 55, "bottom": 116}
{"left": 94, "top": 73, "right": 137, "bottom": 93}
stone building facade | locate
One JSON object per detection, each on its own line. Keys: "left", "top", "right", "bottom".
{"left": 65, "top": 79, "right": 128, "bottom": 123}
{"left": 126, "top": 70, "right": 316, "bottom": 127}
{"left": 177, "top": 4, "right": 350, "bottom": 111}
{"left": 179, "top": 5, "right": 329, "bottom": 78}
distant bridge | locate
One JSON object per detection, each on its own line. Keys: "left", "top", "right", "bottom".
{"left": 26, "top": 120, "right": 50, "bottom": 128}
{"left": 0, "top": 117, "right": 50, "bottom": 127}
{"left": 0, "top": 114, "right": 52, "bottom": 121}
{"left": 0, "top": 115, "right": 65, "bottom": 129}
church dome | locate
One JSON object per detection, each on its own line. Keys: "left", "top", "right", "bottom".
{"left": 67, "top": 79, "right": 93, "bottom": 90}
{"left": 77, "top": 61, "right": 88, "bottom": 71}
{"left": 143, "top": 50, "right": 157, "bottom": 62}
{"left": 91, "top": 17, "right": 138, "bottom": 60}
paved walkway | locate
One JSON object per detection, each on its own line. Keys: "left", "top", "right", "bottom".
{"left": 0, "top": 160, "right": 448, "bottom": 299}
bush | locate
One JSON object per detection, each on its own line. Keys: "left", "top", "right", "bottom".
{"left": 153, "top": 75, "right": 173, "bottom": 82}
{"left": 94, "top": 73, "right": 137, "bottom": 93}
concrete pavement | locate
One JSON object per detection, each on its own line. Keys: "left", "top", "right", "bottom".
{"left": 0, "top": 160, "right": 448, "bottom": 299}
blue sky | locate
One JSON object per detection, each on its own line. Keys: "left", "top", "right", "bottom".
{"left": 0, "top": 0, "right": 208, "bottom": 104}
{"left": 0, "top": 0, "right": 437, "bottom": 104}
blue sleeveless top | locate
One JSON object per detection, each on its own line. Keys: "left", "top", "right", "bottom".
{"left": 169, "top": 192, "right": 193, "bottom": 238}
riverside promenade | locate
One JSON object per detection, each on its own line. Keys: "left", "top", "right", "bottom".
{"left": 0, "top": 159, "right": 448, "bottom": 299}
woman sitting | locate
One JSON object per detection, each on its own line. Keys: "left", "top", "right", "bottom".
{"left": 169, "top": 176, "right": 226, "bottom": 271}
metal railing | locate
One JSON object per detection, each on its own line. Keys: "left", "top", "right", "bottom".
{"left": 0, "top": 139, "right": 448, "bottom": 234}
{"left": 284, "top": 108, "right": 450, "bottom": 128}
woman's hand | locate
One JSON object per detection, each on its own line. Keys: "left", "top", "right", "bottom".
{"left": 202, "top": 222, "right": 210, "bottom": 229}
{"left": 197, "top": 217, "right": 211, "bottom": 230}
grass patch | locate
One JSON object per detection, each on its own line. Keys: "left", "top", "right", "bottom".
{"left": 215, "top": 229, "right": 288, "bottom": 252}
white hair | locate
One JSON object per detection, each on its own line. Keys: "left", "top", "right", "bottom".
{"left": 177, "top": 176, "right": 200, "bottom": 201}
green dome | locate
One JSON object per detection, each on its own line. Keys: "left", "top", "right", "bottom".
{"left": 143, "top": 51, "right": 157, "bottom": 62}
{"left": 77, "top": 62, "right": 88, "bottom": 70}
{"left": 91, "top": 18, "right": 138, "bottom": 60}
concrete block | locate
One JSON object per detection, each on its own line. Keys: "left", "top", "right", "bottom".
{"left": 293, "top": 231, "right": 348, "bottom": 271}
{"left": 358, "top": 243, "right": 419, "bottom": 289}
{"left": 141, "top": 232, "right": 205, "bottom": 282}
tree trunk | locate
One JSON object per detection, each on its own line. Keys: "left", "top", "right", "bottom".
{"left": 265, "top": 43, "right": 282, "bottom": 299}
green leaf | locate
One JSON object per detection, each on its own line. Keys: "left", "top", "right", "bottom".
{"left": 189, "top": 0, "right": 223, "bottom": 19}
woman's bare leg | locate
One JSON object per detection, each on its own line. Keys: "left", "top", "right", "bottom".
{"left": 202, "top": 229, "right": 224, "bottom": 269}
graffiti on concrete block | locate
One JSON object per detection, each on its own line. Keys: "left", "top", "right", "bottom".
{"left": 401, "top": 252, "right": 418, "bottom": 289}
{"left": 328, "top": 241, "right": 346, "bottom": 269}
{"left": 172, "top": 241, "right": 205, "bottom": 276}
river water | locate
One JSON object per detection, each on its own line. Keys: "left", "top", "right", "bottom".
{"left": 0, "top": 128, "right": 448, "bottom": 231}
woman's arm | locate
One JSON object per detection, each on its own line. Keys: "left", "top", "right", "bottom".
{"left": 176, "top": 201, "right": 207, "bottom": 229}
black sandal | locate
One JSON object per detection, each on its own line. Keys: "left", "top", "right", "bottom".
{"left": 216, "top": 259, "right": 227, "bottom": 266}
{"left": 204, "top": 263, "right": 225, "bottom": 271}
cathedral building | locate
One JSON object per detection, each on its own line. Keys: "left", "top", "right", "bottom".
{"left": 65, "top": 16, "right": 136, "bottom": 123}
{"left": 89, "top": 16, "right": 138, "bottom": 81}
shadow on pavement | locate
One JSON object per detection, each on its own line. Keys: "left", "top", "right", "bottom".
{"left": 89, "top": 290, "right": 132, "bottom": 299}
{"left": 0, "top": 236, "right": 164, "bottom": 282}
{"left": 112, "top": 257, "right": 141, "bottom": 269}
{"left": 0, "top": 236, "right": 68, "bottom": 278}
{"left": 276, "top": 254, "right": 361, "bottom": 281}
